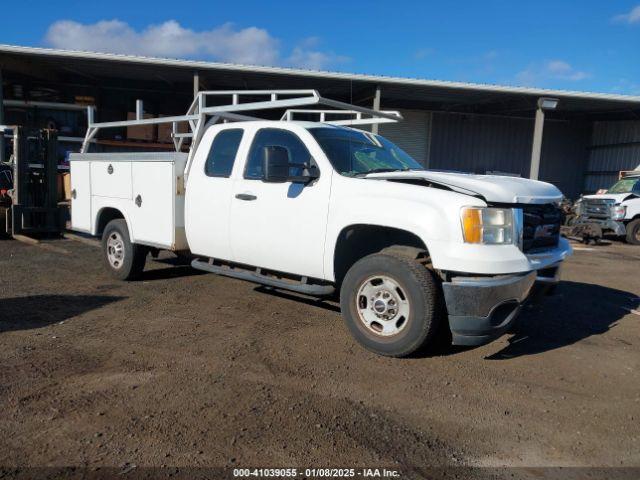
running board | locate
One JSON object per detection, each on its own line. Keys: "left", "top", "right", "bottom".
{"left": 191, "top": 259, "right": 335, "bottom": 296}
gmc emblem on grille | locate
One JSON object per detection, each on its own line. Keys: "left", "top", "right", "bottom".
{"left": 534, "top": 224, "right": 555, "bottom": 239}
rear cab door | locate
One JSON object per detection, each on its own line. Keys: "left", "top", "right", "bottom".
{"left": 185, "top": 124, "right": 247, "bottom": 259}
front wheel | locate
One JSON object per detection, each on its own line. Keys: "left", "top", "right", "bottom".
{"left": 340, "top": 252, "right": 441, "bottom": 357}
{"left": 625, "top": 219, "right": 640, "bottom": 245}
{"left": 101, "top": 219, "right": 148, "bottom": 280}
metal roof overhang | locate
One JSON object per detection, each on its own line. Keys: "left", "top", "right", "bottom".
{"left": 1, "top": 44, "right": 640, "bottom": 120}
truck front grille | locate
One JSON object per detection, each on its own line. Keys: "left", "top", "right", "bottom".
{"left": 582, "top": 198, "right": 614, "bottom": 219}
{"left": 522, "top": 204, "right": 561, "bottom": 253}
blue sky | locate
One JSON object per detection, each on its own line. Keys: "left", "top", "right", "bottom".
{"left": 1, "top": 0, "right": 639, "bottom": 94}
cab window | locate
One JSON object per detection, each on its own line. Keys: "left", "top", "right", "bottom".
{"left": 608, "top": 177, "right": 640, "bottom": 194}
{"left": 204, "top": 129, "right": 244, "bottom": 177}
{"left": 245, "top": 128, "right": 312, "bottom": 180}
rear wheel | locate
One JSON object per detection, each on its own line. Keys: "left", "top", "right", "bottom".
{"left": 625, "top": 219, "right": 640, "bottom": 245}
{"left": 340, "top": 252, "right": 441, "bottom": 357}
{"left": 101, "top": 219, "right": 148, "bottom": 280}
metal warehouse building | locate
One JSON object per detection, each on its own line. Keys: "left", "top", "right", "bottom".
{"left": 1, "top": 44, "right": 639, "bottom": 199}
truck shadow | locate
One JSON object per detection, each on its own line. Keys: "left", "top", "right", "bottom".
{"left": 253, "top": 286, "right": 342, "bottom": 313}
{"left": 0, "top": 294, "right": 124, "bottom": 333}
{"left": 486, "top": 281, "right": 638, "bottom": 360}
{"left": 138, "top": 256, "right": 206, "bottom": 281}
{"left": 138, "top": 265, "right": 206, "bottom": 281}
{"left": 242, "top": 280, "right": 637, "bottom": 360}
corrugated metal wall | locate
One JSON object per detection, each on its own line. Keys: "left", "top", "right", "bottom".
{"left": 429, "top": 112, "right": 532, "bottom": 176}
{"left": 379, "top": 109, "right": 431, "bottom": 165}
{"left": 427, "top": 112, "right": 589, "bottom": 199}
{"left": 364, "top": 108, "right": 639, "bottom": 197}
{"left": 539, "top": 120, "right": 591, "bottom": 200}
{"left": 584, "top": 120, "right": 640, "bottom": 193}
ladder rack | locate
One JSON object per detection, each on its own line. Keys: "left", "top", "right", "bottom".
{"left": 280, "top": 109, "right": 402, "bottom": 126}
{"left": 80, "top": 89, "right": 403, "bottom": 180}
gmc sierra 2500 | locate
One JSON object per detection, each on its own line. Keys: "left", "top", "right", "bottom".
{"left": 70, "top": 90, "right": 571, "bottom": 357}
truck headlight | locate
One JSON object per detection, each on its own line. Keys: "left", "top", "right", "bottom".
{"left": 611, "top": 205, "right": 626, "bottom": 220}
{"left": 460, "top": 207, "right": 516, "bottom": 245}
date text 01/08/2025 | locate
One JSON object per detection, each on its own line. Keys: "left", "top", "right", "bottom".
{"left": 232, "top": 468, "right": 402, "bottom": 478}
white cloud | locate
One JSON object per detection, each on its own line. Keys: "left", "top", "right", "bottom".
{"left": 483, "top": 50, "right": 499, "bottom": 61}
{"left": 612, "top": 5, "right": 640, "bottom": 24}
{"left": 285, "top": 37, "right": 349, "bottom": 70}
{"left": 611, "top": 78, "right": 640, "bottom": 96}
{"left": 516, "top": 60, "right": 590, "bottom": 86}
{"left": 414, "top": 48, "right": 434, "bottom": 60}
{"left": 45, "top": 19, "right": 347, "bottom": 69}
{"left": 545, "top": 60, "right": 589, "bottom": 81}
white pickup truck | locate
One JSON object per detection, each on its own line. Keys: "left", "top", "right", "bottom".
{"left": 574, "top": 171, "right": 640, "bottom": 244}
{"left": 70, "top": 90, "right": 571, "bottom": 357}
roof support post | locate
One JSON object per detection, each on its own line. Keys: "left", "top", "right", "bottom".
{"left": 0, "top": 66, "right": 4, "bottom": 163}
{"left": 193, "top": 71, "right": 200, "bottom": 100}
{"left": 529, "top": 105, "right": 545, "bottom": 180}
{"left": 135, "top": 99, "right": 144, "bottom": 120}
{"left": 371, "top": 85, "right": 381, "bottom": 135}
{"left": 529, "top": 97, "right": 557, "bottom": 180}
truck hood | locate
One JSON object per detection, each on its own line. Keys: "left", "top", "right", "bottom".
{"left": 581, "top": 193, "right": 637, "bottom": 204}
{"left": 365, "top": 170, "right": 563, "bottom": 204}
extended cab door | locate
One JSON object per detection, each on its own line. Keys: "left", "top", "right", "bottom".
{"left": 229, "top": 126, "right": 331, "bottom": 279}
{"left": 185, "top": 126, "right": 246, "bottom": 259}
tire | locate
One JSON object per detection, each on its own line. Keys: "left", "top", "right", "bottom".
{"left": 339, "top": 252, "right": 441, "bottom": 357}
{"left": 625, "top": 219, "right": 640, "bottom": 245}
{"left": 101, "top": 219, "right": 148, "bottom": 280}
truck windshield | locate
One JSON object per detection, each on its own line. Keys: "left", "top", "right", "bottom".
{"left": 309, "top": 127, "right": 424, "bottom": 177}
{"left": 608, "top": 177, "right": 640, "bottom": 194}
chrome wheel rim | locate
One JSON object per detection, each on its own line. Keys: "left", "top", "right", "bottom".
{"left": 355, "top": 275, "right": 410, "bottom": 337}
{"left": 106, "top": 232, "right": 125, "bottom": 269}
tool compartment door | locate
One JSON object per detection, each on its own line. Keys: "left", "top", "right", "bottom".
{"left": 129, "top": 161, "right": 175, "bottom": 248}
{"left": 90, "top": 160, "right": 132, "bottom": 199}
{"left": 70, "top": 161, "right": 92, "bottom": 232}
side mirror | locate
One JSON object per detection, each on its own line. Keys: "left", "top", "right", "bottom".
{"left": 299, "top": 165, "right": 320, "bottom": 182}
{"left": 262, "top": 146, "right": 290, "bottom": 183}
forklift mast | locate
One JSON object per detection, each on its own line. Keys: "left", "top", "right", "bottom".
{"left": 7, "top": 127, "right": 64, "bottom": 236}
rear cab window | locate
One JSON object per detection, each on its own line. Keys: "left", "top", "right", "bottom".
{"left": 204, "top": 129, "right": 244, "bottom": 177}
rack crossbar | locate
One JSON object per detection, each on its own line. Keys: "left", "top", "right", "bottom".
{"left": 282, "top": 109, "right": 403, "bottom": 126}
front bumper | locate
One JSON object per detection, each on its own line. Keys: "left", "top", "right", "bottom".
{"left": 577, "top": 217, "right": 626, "bottom": 236}
{"left": 442, "top": 264, "right": 561, "bottom": 347}
{"left": 428, "top": 237, "right": 572, "bottom": 276}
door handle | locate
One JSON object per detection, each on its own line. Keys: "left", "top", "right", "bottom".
{"left": 235, "top": 193, "right": 257, "bottom": 201}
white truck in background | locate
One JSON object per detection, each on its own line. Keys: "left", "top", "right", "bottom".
{"left": 574, "top": 171, "right": 640, "bottom": 244}
{"left": 70, "top": 90, "right": 571, "bottom": 357}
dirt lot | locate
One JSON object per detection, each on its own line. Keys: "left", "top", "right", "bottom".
{"left": 1, "top": 236, "right": 639, "bottom": 478}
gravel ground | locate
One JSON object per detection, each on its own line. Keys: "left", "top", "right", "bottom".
{"left": 1, "top": 236, "right": 639, "bottom": 479}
